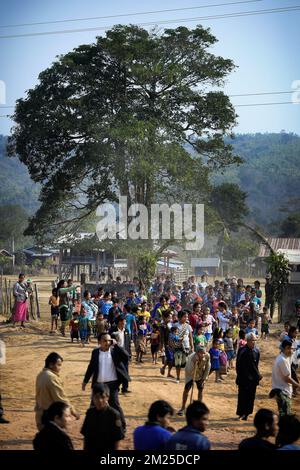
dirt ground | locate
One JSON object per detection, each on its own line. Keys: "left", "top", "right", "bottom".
{"left": 0, "top": 276, "right": 299, "bottom": 450}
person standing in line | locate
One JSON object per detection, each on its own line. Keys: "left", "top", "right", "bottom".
{"left": 236, "top": 333, "right": 262, "bottom": 421}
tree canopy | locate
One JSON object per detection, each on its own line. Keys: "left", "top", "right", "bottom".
{"left": 9, "top": 24, "right": 239, "bottom": 242}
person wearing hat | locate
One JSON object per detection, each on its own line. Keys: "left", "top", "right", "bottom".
{"left": 109, "top": 315, "right": 131, "bottom": 394}
{"left": 177, "top": 345, "right": 211, "bottom": 416}
{"left": 265, "top": 274, "right": 275, "bottom": 319}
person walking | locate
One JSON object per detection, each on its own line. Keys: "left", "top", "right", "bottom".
{"left": 177, "top": 345, "right": 211, "bottom": 416}
{"left": 270, "top": 339, "right": 300, "bottom": 417}
{"left": 35, "top": 352, "right": 79, "bottom": 430}
{"left": 236, "top": 332, "right": 262, "bottom": 421}
{"left": 82, "top": 332, "right": 129, "bottom": 431}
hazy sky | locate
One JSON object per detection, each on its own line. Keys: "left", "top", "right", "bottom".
{"left": 0, "top": 0, "right": 299, "bottom": 135}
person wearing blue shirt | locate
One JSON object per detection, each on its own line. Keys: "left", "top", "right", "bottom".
{"left": 123, "top": 304, "right": 137, "bottom": 339}
{"left": 81, "top": 290, "right": 98, "bottom": 321}
{"left": 98, "top": 292, "right": 113, "bottom": 318}
{"left": 134, "top": 400, "right": 174, "bottom": 450}
{"left": 165, "top": 401, "right": 211, "bottom": 451}
{"left": 245, "top": 319, "right": 259, "bottom": 338}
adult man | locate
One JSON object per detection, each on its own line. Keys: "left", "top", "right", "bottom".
{"left": 82, "top": 332, "right": 129, "bottom": 430}
{"left": 239, "top": 409, "right": 278, "bottom": 449}
{"left": 270, "top": 339, "right": 300, "bottom": 416}
{"left": 177, "top": 345, "right": 211, "bottom": 416}
{"left": 165, "top": 401, "right": 211, "bottom": 450}
{"left": 110, "top": 315, "right": 131, "bottom": 394}
{"left": 134, "top": 400, "right": 174, "bottom": 450}
{"left": 35, "top": 352, "right": 79, "bottom": 430}
{"left": 265, "top": 274, "right": 275, "bottom": 319}
{"left": 236, "top": 333, "right": 262, "bottom": 421}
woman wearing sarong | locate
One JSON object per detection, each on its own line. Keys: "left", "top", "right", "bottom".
{"left": 12, "top": 273, "right": 28, "bottom": 328}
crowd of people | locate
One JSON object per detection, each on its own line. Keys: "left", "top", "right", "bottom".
{"left": 2, "top": 271, "right": 300, "bottom": 451}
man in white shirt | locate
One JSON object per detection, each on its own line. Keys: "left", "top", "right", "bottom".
{"left": 271, "top": 339, "right": 300, "bottom": 417}
{"left": 82, "top": 333, "right": 130, "bottom": 430}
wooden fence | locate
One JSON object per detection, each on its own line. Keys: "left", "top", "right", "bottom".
{"left": 0, "top": 276, "right": 40, "bottom": 320}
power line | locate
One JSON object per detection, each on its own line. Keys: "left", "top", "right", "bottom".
{"left": 229, "top": 91, "right": 292, "bottom": 98}
{"left": 235, "top": 101, "right": 296, "bottom": 107}
{"left": 0, "top": 5, "right": 300, "bottom": 39}
{"left": 0, "top": 1, "right": 262, "bottom": 29}
{"left": 0, "top": 91, "right": 295, "bottom": 109}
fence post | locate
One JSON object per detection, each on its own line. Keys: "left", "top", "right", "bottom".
{"left": 35, "top": 283, "right": 40, "bottom": 319}
{"left": 4, "top": 278, "right": 9, "bottom": 317}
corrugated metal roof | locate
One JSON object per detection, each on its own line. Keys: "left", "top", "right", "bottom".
{"left": 191, "top": 257, "right": 220, "bottom": 267}
{"left": 277, "top": 249, "right": 300, "bottom": 264}
{"left": 258, "top": 238, "right": 300, "bottom": 257}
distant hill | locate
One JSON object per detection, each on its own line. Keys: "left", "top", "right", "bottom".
{"left": 213, "top": 132, "right": 300, "bottom": 227}
{"left": 0, "top": 132, "right": 299, "bottom": 229}
{"left": 0, "top": 135, "right": 40, "bottom": 214}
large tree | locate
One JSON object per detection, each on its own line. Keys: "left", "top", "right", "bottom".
{"left": 9, "top": 24, "right": 239, "bottom": 243}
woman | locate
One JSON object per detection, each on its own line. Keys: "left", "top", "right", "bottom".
{"left": 33, "top": 401, "right": 74, "bottom": 451}
{"left": 57, "top": 280, "right": 79, "bottom": 337}
{"left": 12, "top": 273, "right": 28, "bottom": 328}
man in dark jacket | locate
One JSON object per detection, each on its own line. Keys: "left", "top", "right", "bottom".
{"left": 109, "top": 315, "right": 131, "bottom": 394}
{"left": 236, "top": 333, "right": 262, "bottom": 421}
{"left": 82, "top": 332, "right": 129, "bottom": 430}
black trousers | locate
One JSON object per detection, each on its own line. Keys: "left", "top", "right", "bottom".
{"left": 236, "top": 383, "right": 257, "bottom": 417}
{"left": 121, "top": 363, "right": 129, "bottom": 392}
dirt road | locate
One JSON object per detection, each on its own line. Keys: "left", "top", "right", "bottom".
{"left": 0, "top": 277, "right": 299, "bottom": 449}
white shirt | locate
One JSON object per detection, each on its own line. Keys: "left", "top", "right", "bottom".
{"left": 272, "top": 353, "right": 293, "bottom": 398}
{"left": 117, "top": 328, "right": 125, "bottom": 348}
{"left": 175, "top": 322, "right": 192, "bottom": 350}
{"left": 97, "top": 349, "right": 118, "bottom": 383}
{"left": 204, "top": 315, "right": 215, "bottom": 334}
{"left": 217, "top": 311, "right": 230, "bottom": 332}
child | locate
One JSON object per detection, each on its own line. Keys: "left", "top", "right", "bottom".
{"left": 139, "top": 302, "right": 151, "bottom": 322}
{"left": 168, "top": 326, "right": 185, "bottom": 383}
{"left": 260, "top": 307, "right": 271, "bottom": 340}
{"left": 230, "top": 318, "right": 240, "bottom": 354}
{"left": 223, "top": 329, "right": 235, "bottom": 369}
{"left": 96, "top": 312, "right": 109, "bottom": 336}
{"left": 279, "top": 321, "right": 291, "bottom": 342}
{"left": 213, "top": 327, "right": 225, "bottom": 351}
{"left": 245, "top": 319, "right": 259, "bottom": 339}
{"left": 81, "top": 383, "right": 125, "bottom": 452}
{"left": 238, "top": 329, "right": 247, "bottom": 350}
{"left": 193, "top": 324, "right": 208, "bottom": 350}
{"left": 69, "top": 312, "right": 79, "bottom": 343}
{"left": 135, "top": 317, "right": 151, "bottom": 363}
{"left": 49, "top": 288, "right": 59, "bottom": 333}
{"left": 202, "top": 307, "right": 216, "bottom": 342}
{"left": 78, "top": 307, "right": 90, "bottom": 347}
{"left": 209, "top": 339, "right": 223, "bottom": 383}
{"left": 150, "top": 324, "right": 160, "bottom": 364}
